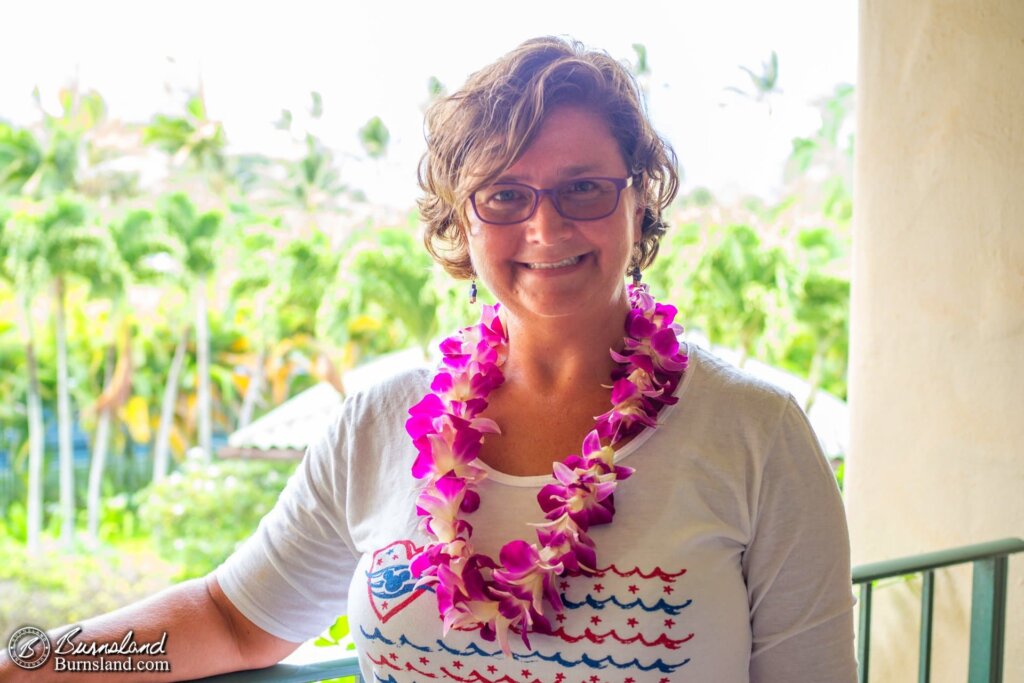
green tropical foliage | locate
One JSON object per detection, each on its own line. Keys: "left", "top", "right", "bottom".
{"left": 137, "top": 458, "right": 294, "bottom": 580}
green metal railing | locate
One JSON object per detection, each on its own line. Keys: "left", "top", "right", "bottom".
{"left": 194, "top": 537, "right": 1023, "bottom": 683}
{"left": 190, "top": 657, "right": 363, "bottom": 683}
{"left": 853, "top": 537, "right": 1023, "bottom": 683}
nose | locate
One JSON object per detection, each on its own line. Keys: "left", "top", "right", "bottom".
{"left": 524, "top": 193, "right": 572, "bottom": 245}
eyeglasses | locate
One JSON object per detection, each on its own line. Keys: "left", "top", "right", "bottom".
{"left": 469, "top": 175, "right": 635, "bottom": 225}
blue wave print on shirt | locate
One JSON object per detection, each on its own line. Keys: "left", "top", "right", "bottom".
{"left": 367, "top": 563, "right": 418, "bottom": 600}
{"left": 359, "top": 626, "right": 396, "bottom": 646}
{"left": 435, "top": 639, "right": 502, "bottom": 658}
{"left": 398, "top": 634, "right": 431, "bottom": 652}
{"left": 373, "top": 674, "right": 398, "bottom": 683}
{"left": 575, "top": 653, "right": 688, "bottom": 673}
{"left": 561, "top": 593, "right": 693, "bottom": 615}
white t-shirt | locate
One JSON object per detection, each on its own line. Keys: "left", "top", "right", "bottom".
{"left": 216, "top": 345, "right": 857, "bottom": 682}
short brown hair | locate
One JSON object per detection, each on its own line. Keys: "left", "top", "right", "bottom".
{"left": 418, "top": 36, "right": 679, "bottom": 279}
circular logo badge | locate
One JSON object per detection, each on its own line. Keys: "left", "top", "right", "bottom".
{"left": 8, "top": 626, "right": 51, "bottom": 670}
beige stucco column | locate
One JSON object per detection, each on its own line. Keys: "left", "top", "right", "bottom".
{"left": 848, "top": 0, "right": 1023, "bottom": 680}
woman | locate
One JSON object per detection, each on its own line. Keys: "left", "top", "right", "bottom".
{"left": 0, "top": 37, "right": 856, "bottom": 682}
{"left": 214, "top": 37, "right": 857, "bottom": 681}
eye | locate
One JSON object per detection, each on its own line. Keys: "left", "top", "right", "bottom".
{"left": 491, "top": 189, "right": 525, "bottom": 203}
{"left": 565, "top": 179, "right": 599, "bottom": 194}
{"left": 479, "top": 185, "right": 531, "bottom": 207}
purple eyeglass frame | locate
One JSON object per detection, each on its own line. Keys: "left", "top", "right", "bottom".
{"left": 469, "top": 175, "right": 635, "bottom": 225}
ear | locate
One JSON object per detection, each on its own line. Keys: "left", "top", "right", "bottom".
{"left": 633, "top": 203, "right": 644, "bottom": 244}
{"left": 631, "top": 176, "right": 645, "bottom": 243}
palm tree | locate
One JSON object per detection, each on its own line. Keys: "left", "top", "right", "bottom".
{"left": 226, "top": 224, "right": 344, "bottom": 427}
{"left": 84, "top": 209, "right": 179, "bottom": 543}
{"left": 144, "top": 89, "right": 229, "bottom": 466}
{"left": 143, "top": 91, "right": 228, "bottom": 197}
{"left": 36, "top": 195, "right": 116, "bottom": 547}
{"left": 785, "top": 84, "right": 855, "bottom": 222}
{"left": 2, "top": 86, "right": 129, "bottom": 549}
{"left": 254, "top": 91, "right": 358, "bottom": 237}
{"left": 0, "top": 198, "right": 47, "bottom": 554}
{"left": 156, "top": 193, "right": 221, "bottom": 464}
{"left": 225, "top": 213, "right": 277, "bottom": 430}
{"left": 724, "top": 51, "right": 782, "bottom": 114}
{"left": 319, "top": 225, "right": 441, "bottom": 363}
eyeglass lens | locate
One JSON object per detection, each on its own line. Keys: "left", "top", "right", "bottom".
{"left": 473, "top": 178, "right": 624, "bottom": 224}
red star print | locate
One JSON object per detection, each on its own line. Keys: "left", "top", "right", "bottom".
{"left": 593, "top": 583, "right": 604, "bottom": 592}
{"left": 627, "top": 584, "right": 639, "bottom": 594}
{"left": 555, "top": 675, "right": 565, "bottom": 682}
{"left": 419, "top": 656, "right": 429, "bottom": 665}
{"left": 627, "top": 617, "right": 638, "bottom": 627}
{"left": 560, "top": 580, "right": 569, "bottom": 590}
{"left": 453, "top": 661, "right": 463, "bottom": 669}
{"left": 389, "top": 653, "right": 398, "bottom": 660}
{"left": 590, "top": 676, "right": 600, "bottom": 683}
{"left": 664, "top": 618, "right": 676, "bottom": 628}
{"left": 590, "top": 615, "right": 602, "bottom": 625}
{"left": 626, "top": 678, "right": 636, "bottom": 683}
{"left": 660, "top": 678, "right": 671, "bottom": 683}
{"left": 487, "top": 665, "right": 497, "bottom": 673}
{"left": 520, "top": 669, "right": 532, "bottom": 677}
{"left": 663, "top": 585, "right": 674, "bottom": 594}
{"left": 377, "top": 558, "right": 383, "bottom": 565}
{"left": 556, "top": 613, "right": 567, "bottom": 623}
{"left": 381, "top": 601, "right": 389, "bottom": 610}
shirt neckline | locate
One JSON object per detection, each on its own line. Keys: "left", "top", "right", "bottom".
{"left": 477, "top": 341, "right": 695, "bottom": 488}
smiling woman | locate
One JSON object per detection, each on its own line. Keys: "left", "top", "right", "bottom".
{"left": 0, "top": 36, "right": 857, "bottom": 683}
{"left": 211, "top": 36, "right": 858, "bottom": 682}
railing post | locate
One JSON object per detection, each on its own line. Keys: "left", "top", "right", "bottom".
{"left": 858, "top": 581, "right": 872, "bottom": 683}
{"left": 917, "top": 570, "right": 934, "bottom": 683}
{"left": 967, "top": 556, "right": 1008, "bottom": 683}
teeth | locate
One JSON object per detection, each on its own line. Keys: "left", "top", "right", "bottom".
{"left": 526, "top": 255, "right": 581, "bottom": 270}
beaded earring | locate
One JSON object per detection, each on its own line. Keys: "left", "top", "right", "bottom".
{"left": 469, "top": 279, "right": 478, "bottom": 305}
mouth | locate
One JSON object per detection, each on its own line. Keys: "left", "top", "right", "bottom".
{"left": 521, "top": 254, "right": 584, "bottom": 270}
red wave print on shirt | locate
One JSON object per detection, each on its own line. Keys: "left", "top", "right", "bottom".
{"left": 549, "top": 626, "right": 694, "bottom": 649}
{"left": 593, "top": 565, "right": 688, "bottom": 582}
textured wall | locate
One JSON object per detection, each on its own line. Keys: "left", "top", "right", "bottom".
{"left": 848, "top": 0, "right": 1024, "bottom": 680}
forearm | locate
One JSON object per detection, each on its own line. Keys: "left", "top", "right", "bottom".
{"left": 0, "top": 575, "right": 277, "bottom": 682}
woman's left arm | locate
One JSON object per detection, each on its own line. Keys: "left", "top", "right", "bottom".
{"left": 744, "top": 395, "right": 858, "bottom": 682}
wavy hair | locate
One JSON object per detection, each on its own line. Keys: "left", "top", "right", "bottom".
{"left": 418, "top": 36, "right": 680, "bottom": 279}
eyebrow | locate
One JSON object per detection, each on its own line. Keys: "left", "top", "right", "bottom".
{"left": 496, "top": 164, "right": 607, "bottom": 184}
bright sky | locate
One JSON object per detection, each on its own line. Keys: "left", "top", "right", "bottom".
{"left": 1, "top": 0, "right": 857, "bottom": 208}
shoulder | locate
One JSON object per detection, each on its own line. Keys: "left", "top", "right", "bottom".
{"left": 307, "top": 366, "right": 432, "bottom": 463}
{"left": 682, "top": 343, "right": 793, "bottom": 423}
{"left": 343, "top": 366, "right": 433, "bottom": 424}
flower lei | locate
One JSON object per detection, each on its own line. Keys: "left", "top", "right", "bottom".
{"left": 406, "top": 283, "right": 687, "bottom": 655}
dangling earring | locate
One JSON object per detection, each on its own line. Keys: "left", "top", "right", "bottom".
{"left": 630, "top": 258, "right": 642, "bottom": 287}
{"left": 469, "top": 279, "right": 478, "bottom": 304}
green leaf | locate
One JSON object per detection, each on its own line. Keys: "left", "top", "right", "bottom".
{"left": 427, "top": 76, "right": 446, "bottom": 100}
{"left": 274, "top": 109, "right": 293, "bottom": 131}
{"left": 186, "top": 95, "right": 206, "bottom": 121}
{"left": 632, "top": 43, "right": 650, "bottom": 76}
{"left": 358, "top": 117, "right": 389, "bottom": 159}
{"left": 328, "top": 614, "right": 350, "bottom": 641}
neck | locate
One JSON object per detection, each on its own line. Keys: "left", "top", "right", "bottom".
{"left": 500, "top": 294, "right": 632, "bottom": 394}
